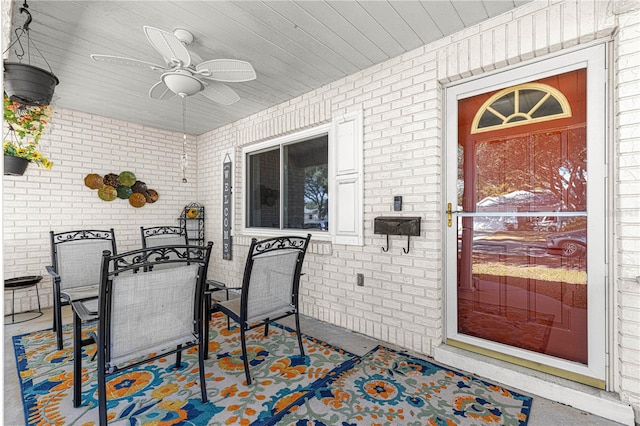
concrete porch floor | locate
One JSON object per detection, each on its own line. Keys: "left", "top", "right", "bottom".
{"left": 3, "top": 306, "right": 625, "bottom": 425}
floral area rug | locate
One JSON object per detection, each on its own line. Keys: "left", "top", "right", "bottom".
{"left": 13, "top": 314, "right": 532, "bottom": 425}
{"left": 271, "top": 345, "right": 532, "bottom": 425}
{"left": 13, "top": 312, "right": 354, "bottom": 425}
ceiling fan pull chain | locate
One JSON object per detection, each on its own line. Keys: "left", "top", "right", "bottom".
{"left": 181, "top": 133, "right": 188, "bottom": 183}
{"left": 181, "top": 95, "right": 188, "bottom": 183}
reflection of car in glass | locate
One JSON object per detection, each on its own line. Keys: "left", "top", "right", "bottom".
{"left": 534, "top": 216, "right": 560, "bottom": 232}
{"left": 546, "top": 229, "right": 586, "bottom": 257}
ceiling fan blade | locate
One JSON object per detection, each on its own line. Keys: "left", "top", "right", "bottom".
{"left": 196, "top": 59, "right": 256, "bottom": 82}
{"left": 90, "top": 54, "right": 167, "bottom": 71}
{"left": 201, "top": 81, "right": 240, "bottom": 105}
{"left": 188, "top": 50, "right": 203, "bottom": 66}
{"left": 143, "top": 26, "right": 191, "bottom": 67}
{"left": 149, "top": 80, "right": 176, "bottom": 100}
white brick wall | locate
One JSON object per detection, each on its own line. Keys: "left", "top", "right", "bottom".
{"left": 196, "top": 0, "right": 640, "bottom": 419}
{"left": 3, "top": 0, "right": 638, "bottom": 420}
{"left": 615, "top": 3, "right": 640, "bottom": 419}
{"left": 3, "top": 108, "right": 198, "bottom": 312}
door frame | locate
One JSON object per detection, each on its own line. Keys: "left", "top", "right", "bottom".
{"left": 443, "top": 44, "right": 608, "bottom": 383}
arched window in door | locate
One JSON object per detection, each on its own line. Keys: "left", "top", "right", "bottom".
{"left": 471, "top": 83, "right": 572, "bottom": 134}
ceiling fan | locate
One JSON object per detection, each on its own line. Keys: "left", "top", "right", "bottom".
{"left": 90, "top": 26, "right": 256, "bottom": 105}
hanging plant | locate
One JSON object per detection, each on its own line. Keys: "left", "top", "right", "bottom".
{"left": 3, "top": 93, "right": 53, "bottom": 169}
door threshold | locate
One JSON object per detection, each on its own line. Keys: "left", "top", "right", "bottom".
{"left": 447, "top": 338, "right": 604, "bottom": 388}
{"left": 434, "top": 344, "right": 635, "bottom": 425}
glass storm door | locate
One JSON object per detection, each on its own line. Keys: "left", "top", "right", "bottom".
{"left": 445, "top": 46, "right": 607, "bottom": 385}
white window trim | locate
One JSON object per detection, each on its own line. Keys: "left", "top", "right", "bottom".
{"left": 241, "top": 112, "right": 364, "bottom": 246}
{"left": 241, "top": 123, "right": 333, "bottom": 241}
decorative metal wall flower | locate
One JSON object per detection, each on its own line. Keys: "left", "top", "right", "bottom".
{"left": 3, "top": 93, "right": 53, "bottom": 171}
{"left": 85, "top": 171, "right": 159, "bottom": 208}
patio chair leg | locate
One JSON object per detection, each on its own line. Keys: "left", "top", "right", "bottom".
{"left": 198, "top": 339, "right": 208, "bottom": 403}
{"left": 72, "top": 310, "right": 83, "bottom": 407}
{"left": 54, "top": 298, "right": 64, "bottom": 350}
{"left": 295, "top": 312, "right": 305, "bottom": 357}
{"left": 175, "top": 345, "right": 182, "bottom": 369}
{"left": 97, "top": 343, "right": 108, "bottom": 426}
{"left": 240, "top": 327, "right": 252, "bottom": 385}
{"left": 204, "top": 293, "right": 210, "bottom": 360}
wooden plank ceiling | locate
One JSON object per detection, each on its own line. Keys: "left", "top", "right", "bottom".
{"left": 4, "top": 1, "right": 530, "bottom": 135}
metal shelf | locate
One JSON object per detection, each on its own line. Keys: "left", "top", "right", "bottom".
{"left": 179, "top": 202, "right": 205, "bottom": 247}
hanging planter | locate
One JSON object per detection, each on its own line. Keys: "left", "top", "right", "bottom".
{"left": 4, "top": 154, "right": 30, "bottom": 176}
{"left": 3, "top": 62, "right": 58, "bottom": 106}
{"left": 3, "top": 1, "right": 59, "bottom": 106}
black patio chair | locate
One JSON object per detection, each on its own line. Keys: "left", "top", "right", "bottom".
{"left": 142, "top": 225, "right": 234, "bottom": 302}
{"left": 140, "top": 226, "right": 188, "bottom": 270}
{"left": 46, "top": 229, "right": 116, "bottom": 350}
{"left": 71, "top": 242, "right": 213, "bottom": 424}
{"left": 209, "top": 234, "right": 311, "bottom": 385}
{"left": 140, "top": 225, "right": 187, "bottom": 248}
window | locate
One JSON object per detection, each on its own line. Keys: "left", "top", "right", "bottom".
{"left": 247, "top": 148, "right": 281, "bottom": 228}
{"left": 471, "top": 83, "right": 572, "bottom": 134}
{"left": 243, "top": 111, "right": 363, "bottom": 244}
{"left": 247, "top": 135, "right": 329, "bottom": 231}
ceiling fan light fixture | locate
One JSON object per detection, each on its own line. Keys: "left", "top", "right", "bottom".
{"left": 161, "top": 71, "right": 203, "bottom": 96}
{"left": 92, "top": 26, "right": 252, "bottom": 105}
{"left": 173, "top": 28, "right": 194, "bottom": 46}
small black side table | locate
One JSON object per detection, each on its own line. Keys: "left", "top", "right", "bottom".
{"left": 4, "top": 276, "right": 43, "bottom": 325}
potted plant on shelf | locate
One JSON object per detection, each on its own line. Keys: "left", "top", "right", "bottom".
{"left": 3, "top": 93, "right": 53, "bottom": 175}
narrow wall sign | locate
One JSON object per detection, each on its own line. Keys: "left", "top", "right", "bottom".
{"left": 222, "top": 155, "right": 232, "bottom": 260}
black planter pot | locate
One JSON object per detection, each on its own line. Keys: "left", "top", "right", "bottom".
{"left": 3, "top": 62, "right": 59, "bottom": 106}
{"left": 4, "top": 155, "right": 30, "bottom": 176}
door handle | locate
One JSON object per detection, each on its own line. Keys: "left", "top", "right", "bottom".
{"left": 446, "top": 203, "right": 464, "bottom": 228}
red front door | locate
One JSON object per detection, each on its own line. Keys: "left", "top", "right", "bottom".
{"left": 455, "top": 69, "right": 588, "bottom": 364}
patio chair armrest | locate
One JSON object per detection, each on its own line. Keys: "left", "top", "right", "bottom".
{"left": 45, "top": 265, "right": 60, "bottom": 283}
{"left": 206, "top": 280, "right": 242, "bottom": 293}
{"left": 71, "top": 300, "right": 99, "bottom": 322}
{"left": 206, "top": 280, "right": 227, "bottom": 291}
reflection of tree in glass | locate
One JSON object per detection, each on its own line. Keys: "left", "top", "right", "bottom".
{"left": 534, "top": 127, "right": 586, "bottom": 211}
{"left": 304, "top": 165, "right": 328, "bottom": 220}
{"left": 474, "top": 126, "right": 586, "bottom": 211}
{"left": 476, "top": 136, "right": 528, "bottom": 200}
